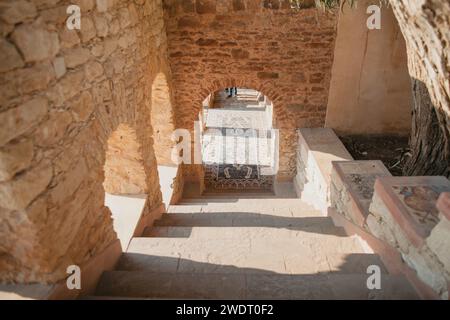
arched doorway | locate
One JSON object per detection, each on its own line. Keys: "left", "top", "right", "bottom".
{"left": 150, "top": 72, "right": 182, "bottom": 206}
{"left": 103, "top": 123, "right": 150, "bottom": 249}
{"left": 201, "top": 87, "right": 278, "bottom": 192}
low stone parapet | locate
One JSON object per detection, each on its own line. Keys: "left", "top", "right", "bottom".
{"left": 331, "top": 160, "right": 392, "bottom": 227}
{"left": 294, "top": 128, "right": 353, "bottom": 213}
{"left": 367, "top": 176, "right": 450, "bottom": 299}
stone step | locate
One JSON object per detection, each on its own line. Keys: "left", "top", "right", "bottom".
{"left": 95, "top": 271, "right": 419, "bottom": 299}
{"left": 153, "top": 213, "right": 335, "bottom": 228}
{"left": 167, "top": 206, "right": 321, "bottom": 217}
{"left": 143, "top": 225, "right": 347, "bottom": 238}
{"left": 117, "top": 250, "right": 387, "bottom": 275}
{"left": 123, "top": 236, "right": 367, "bottom": 274}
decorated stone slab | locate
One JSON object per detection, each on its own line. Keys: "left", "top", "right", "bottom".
{"left": 374, "top": 176, "right": 450, "bottom": 247}
{"left": 332, "top": 161, "right": 392, "bottom": 226}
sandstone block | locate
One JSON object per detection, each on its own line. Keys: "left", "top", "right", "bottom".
{"left": 59, "top": 28, "right": 80, "bottom": 49}
{"left": 257, "top": 72, "right": 279, "bottom": 79}
{"left": 96, "top": 0, "right": 113, "bottom": 13}
{"left": 52, "top": 57, "right": 66, "bottom": 79}
{"left": 35, "top": 111, "right": 73, "bottom": 147}
{"left": 0, "top": 162, "right": 52, "bottom": 211}
{"left": 17, "top": 61, "right": 55, "bottom": 94}
{"left": 331, "top": 160, "right": 391, "bottom": 227}
{"left": 196, "top": 0, "right": 216, "bottom": 14}
{"left": 118, "top": 8, "right": 131, "bottom": 29}
{"left": 371, "top": 176, "right": 450, "bottom": 248}
{"left": 50, "top": 158, "right": 87, "bottom": 205}
{"left": 426, "top": 217, "right": 450, "bottom": 272}
{"left": 178, "top": 17, "right": 202, "bottom": 29}
{"left": 128, "top": 3, "right": 139, "bottom": 26}
{"left": 231, "top": 48, "right": 249, "bottom": 59}
{"left": 196, "top": 38, "right": 218, "bottom": 46}
{"left": 109, "top": 18, "right": 120, "bottom": 35}
{"left": 80, "top": 17, "right": 96, "bottom": 42}
{"left": 0, "top": 140, "right": 34, "bottom": 182}
{"left": 84, "top": 60, "right": 104, "bottom": 81}
{"left": 0, "top": 38, "right": 24, "bottom": 72}
{"left": 0, "top": 0, "right": 37, "bottom": 25}
{"left": 11, "top": 21, "right": 59, "bottom": 63}
{"left": 232, "top": 0, "right": 245, "bottom": 11}
{"left": 94, "top": 15, "right": 108, "bottom": 37}
{"left": 48, "top": 70, "right": 85, "bottom": 106}
{"left": 71, "top": 91, "right": 94, "bottom": 122}
{"left": 75, "top": 0, "right": 95, "bottom": 11}
{"left": 64, "top": 47, "right": 91, "bottom": 68}
{"left": 0, "top": 97, "right": 48, "bottom": 146}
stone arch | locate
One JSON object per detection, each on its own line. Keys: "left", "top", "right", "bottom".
{"left": 151, "top": 72, "right": 177, "bottom": 165}
{"left": 179, "top": 77, "right": 295, "bottom": 183}
{"left": 198, "top": 78, "right": 283, "bottom": 127}
{"left": 103, "top": 124, "right": 148, "bottom": 195}
{"left": 150, "top": 70, "right": 183, "bottom": 207}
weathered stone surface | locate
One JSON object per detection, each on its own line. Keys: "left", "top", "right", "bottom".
{"left": 0, "top": 0, "right": 172, "bottom": 284}
{"left": 0, "top": 97, "right": 48, "bottom": 146}
{"left": 196, "top": 0, "right": 216, "bottom": 14}
{"left": 52, "top": 57, "right": 66, "bottom": 79}
{"left": 16, "top": 62, "right": 55, "bottom": 94}
{"left": 294, "top": 128, "right": 353, "bottom": 213}
{"left": 11, "top": 21, "right": 59, "bottom": 63}
{"left": 104, "top": 124, "right": 148, "bottom": 195}
{"left": 34, "top": 111, "right": 73, "bottom": 146}
{"left": 331, "top": 161, "right": 392, "bottom": 227}
{"left": 0, "top": 0, "right": 37, "bottom": 25}
{"left": 59, "top": 28, "right": 80, "bottom": 49}
{"left": 0, "top": 161, "right": 52, "bottom": 211}
{"left": 80, "top": 17, "right": 96, "bottom": 42}
{"left": 71, "top": 91, "right": 94, "bottom": 122}
{"left": 64, "top": 47, "right": 91, "bottom": 68}
{"left": 93, "top": 15, "right": 108, "bottom": 37}
{"left": 0, "top": 140, "right": 34, "bottom": 182}
{"left": 426, "top": 217, "right": 450, "bottom": 274}
{"left": 164, "top": 4, "right": 337, "bottom": 180}
{"left": 368, "top": 176, "right": 450, "bottom": 299}
{"left": 0, "top": 38, "right": 24, "bottom": 72}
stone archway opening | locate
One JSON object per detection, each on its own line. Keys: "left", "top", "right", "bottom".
{"left": 151, "top": 72, "right": 182, "bottom": 207}
{"left": 200, "top": 87, "right": 278, "bottom": 193}
{"left": 103, "top": 123, "right": 149, "bottom": 249}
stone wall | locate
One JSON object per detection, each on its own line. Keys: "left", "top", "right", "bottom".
{"left": 162, "top": 0, "right": 338, "bottom": 180}
{"left": 295, "top": 128, "right": 353, "bottom": 213}
{"left": 0, "top": 0, "right": 174, "bottom": 283}
{"left": 326, "top": 1, "right": 413, "bottom": 135}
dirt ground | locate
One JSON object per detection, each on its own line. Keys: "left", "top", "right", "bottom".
{"left": 340, "top": 135, "right": 410, "bottom": 176}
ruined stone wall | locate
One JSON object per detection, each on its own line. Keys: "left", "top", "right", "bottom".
{"left": 163, "top": 0, "right": 338, "bottom": 180}
{"left": 0, "top": 0, "right": 174, "bottom": 283}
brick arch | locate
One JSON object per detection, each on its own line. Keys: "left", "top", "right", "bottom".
{"left": 198, "top": 78, "right": 280, "bottom": 104}
{"left": 164, "top": 3, "right": 338, "bottom": 178}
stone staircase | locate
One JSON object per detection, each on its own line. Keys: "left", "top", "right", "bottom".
{"left": 90, "top": 195, "right": 419, "bottom": 299}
